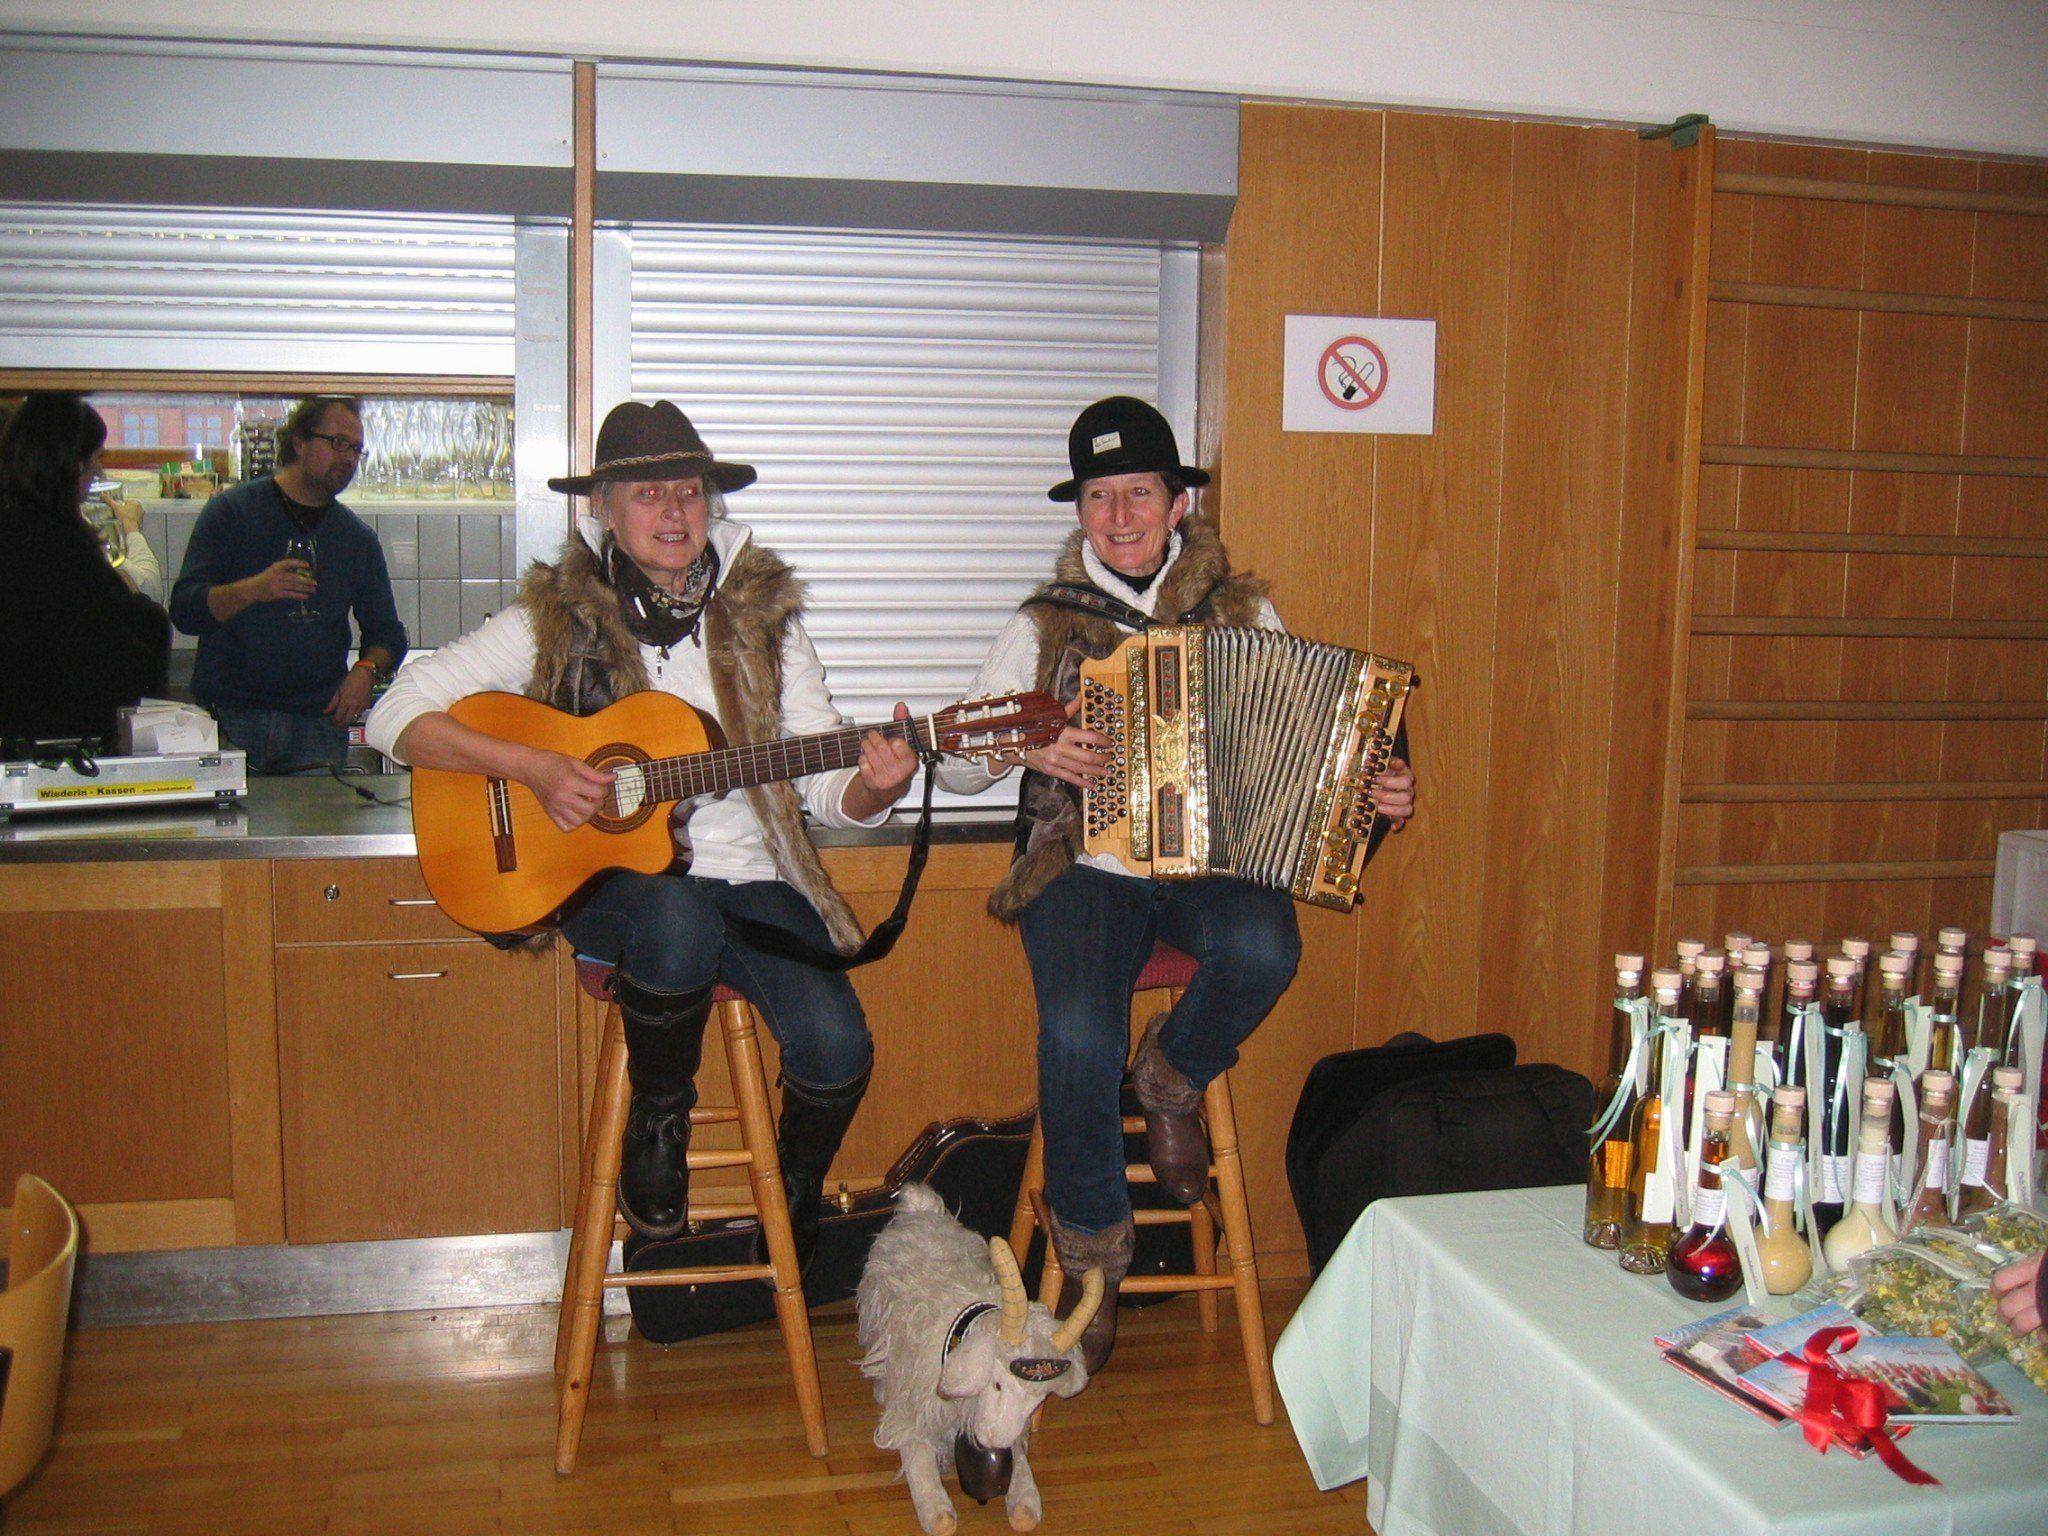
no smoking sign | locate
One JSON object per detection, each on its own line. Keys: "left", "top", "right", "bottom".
{"left": 1283, "top": 315, "right": 1437, "bottom": 435}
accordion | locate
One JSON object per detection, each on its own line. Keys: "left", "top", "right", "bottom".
{"left": 1078, "top": 626, "right": 1416, "bottom": 909}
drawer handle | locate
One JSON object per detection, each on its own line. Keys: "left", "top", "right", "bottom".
{"left": 387, "top": 897, "right": 439, "bottom": 908}
{"left": 387, "top": 970, "right": 449, "bottom": 981}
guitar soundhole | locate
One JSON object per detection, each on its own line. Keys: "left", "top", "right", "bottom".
{"left": 588, "top": 743, "right": 661, "bottom": 834}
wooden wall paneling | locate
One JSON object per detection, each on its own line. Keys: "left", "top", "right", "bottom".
{"left": 1481, "top": 121, "right": 1640, "bottom": 1078}
{"left": 221, "top": 861, "right": 284, "bottom": 1244}
{"left": 1216, "top": 103, "right": 1387, "bottom": 1257}
{"left": 1358, "top": 111, "right": 1513, "bottom": 1054}
{"left": 0, "top": 864, "right": 234, "bottom": 1215}
{"left": 1718, "top": 142, "right": 1870, "bottom": 944}
{"left": 1619, "top": 126, "right": 1714, "bottom": 977}
{"left": 1938, "top": 156, "right": 2048, "bottom": 931}
{"left": 1827, "top": 150, "right": 1979, "bottom": 942}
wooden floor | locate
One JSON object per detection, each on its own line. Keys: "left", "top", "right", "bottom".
{"left": 4, "top": 1282, "right": 1371, "bottom": 1535}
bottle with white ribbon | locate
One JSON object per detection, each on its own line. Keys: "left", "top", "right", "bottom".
{"left": 1780, "top": 958, "right": 1819, "bottom": 1090}
{"left": 1583, "top": 952, "right": 1647, "bottom": 1249}
{"left": 1958, "top": 1066, "right": 2025, "bottom": 1218}
{"left": 1621, "top": 972, "right": 1685, "bottom": 1276}
{"left": 1903, "top": 1070, "right": 1956, "bottom": 1234}
{"left": 1755, "top": 1085, "right": 1814, "bottom": 1295}
{"left": 1725, "top": 967, "right": 1766, "bottom": 1170}
{"left": 1823, "top": 1077, "right": 1898, "bottom": 1267}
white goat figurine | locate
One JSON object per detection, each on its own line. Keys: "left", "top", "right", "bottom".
{"left": 857, "top": 1183, "right": 1105, "bottom": 1535}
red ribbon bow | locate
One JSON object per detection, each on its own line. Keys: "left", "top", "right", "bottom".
{"left": 1774, "top": 1325, "right": 1938, "bottom": 1487}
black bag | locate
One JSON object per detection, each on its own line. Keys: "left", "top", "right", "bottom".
{"left": 1286, "top": 1033, "right": 1593, "bottom": 1275}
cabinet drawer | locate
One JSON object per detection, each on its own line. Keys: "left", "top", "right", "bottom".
{"left": 276, "top": 939, "right": 560, "bottom": 1242}
{"left": 274, "top": 857, "right": 471, "bottom": 944}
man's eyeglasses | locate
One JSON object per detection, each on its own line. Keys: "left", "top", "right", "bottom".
{"left": 309, "top": 432, "right": 365, "bottom": 456}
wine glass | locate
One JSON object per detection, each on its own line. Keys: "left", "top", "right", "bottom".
{"left": 283, "top": 531, "right": 319, "bottom": 623}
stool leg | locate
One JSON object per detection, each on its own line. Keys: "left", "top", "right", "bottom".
{"left": 1189, "top": 1189, "right": 1220, "bottom": 1333}
{"left": 556, "top": 1007, "right": 630, "bottom": 1474}
{"left": 1007, "top": 1119, "right": 1045, "bottom": 1263}
{"left": 724, "top": 998, "right": 830, "bottom": 1458}
{"left": 1205, "top": 1070, "right": 1274, "bottom": 1424}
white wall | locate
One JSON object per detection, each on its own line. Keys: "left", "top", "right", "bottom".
{"left": 2, "top": 0, "right": 2045, "bottom": 158}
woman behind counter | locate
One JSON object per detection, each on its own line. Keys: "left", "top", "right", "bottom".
{"left": 0, "top": 393, "right": 169, "bottom": 746}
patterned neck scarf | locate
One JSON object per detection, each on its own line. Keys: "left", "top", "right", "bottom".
{"left": 605, "top": 537, "right": 719, "bottom": 650}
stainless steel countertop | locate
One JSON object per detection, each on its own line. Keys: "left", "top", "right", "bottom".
{"left": 0, "top": 774, "right": 1011, "bottom": 863}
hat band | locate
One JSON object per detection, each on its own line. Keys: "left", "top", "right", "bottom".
{"left": 592, "top": 448, "right": 714, "bottom": 473}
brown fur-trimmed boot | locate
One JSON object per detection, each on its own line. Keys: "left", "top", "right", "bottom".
{"left": 1048, "top": 1212, "right": 1134, "bottom": 1374}
{"left": 1131, "top": 1014, "right": 1210, "bottom": 1206}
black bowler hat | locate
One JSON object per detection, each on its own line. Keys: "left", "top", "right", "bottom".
{"left": 1047, "top": 396, "right": 1211, "bottom": 503}
{"left": 547, "top": 400, "right": 757, "bottom": 495}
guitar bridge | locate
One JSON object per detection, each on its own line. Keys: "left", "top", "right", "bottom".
{"left": 487, "top": 777, "right": 517, "bottom": 874}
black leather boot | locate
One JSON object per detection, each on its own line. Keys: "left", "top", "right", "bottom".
{"left": 1131, "top": 1013, "right": 1211, "bottom": 1206}
{"left": 767, "top": 1063, "right": 870, "bottom": 1276}
{"left": 614, "top": 975, "right": 715, "bottom": 1241}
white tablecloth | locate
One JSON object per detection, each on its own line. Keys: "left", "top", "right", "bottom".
{"left": 1273, "top": 1185, "right": 2048, "bottom": 1536}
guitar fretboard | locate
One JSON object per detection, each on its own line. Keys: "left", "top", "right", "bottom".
{"left": 610, "top": 716, "right": 934, "bottom": 813}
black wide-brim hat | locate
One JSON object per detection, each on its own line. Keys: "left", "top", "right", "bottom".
{"left": 1048, "top": 395, "right": 1211, "bottom": 502}
{"left": 547, "top": 400, "right": 758, "bottom": 495}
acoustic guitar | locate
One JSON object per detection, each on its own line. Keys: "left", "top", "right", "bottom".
{"left": 409, "top": 689, "right": 1065, "bottom": 935}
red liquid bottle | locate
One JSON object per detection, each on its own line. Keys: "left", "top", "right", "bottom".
{"left": 1667, "top": 1090, "right": 1744, "bottom": 1303}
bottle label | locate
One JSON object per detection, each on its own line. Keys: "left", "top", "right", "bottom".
{"left": 1691, "top": 1184, "right": 1727, "bottom": 1230}
{"left": 1962, "top": 1138, "right": 1991, "bottom": 1190}
{"left": 1852, "top": 1152, "right": 1887, "bottom": 1206}
{"left": 1764, "top": 1143, "right": 1800, "bottom": 1202}
{"left": 1820, "top": 1153, "right": 1850, "bottom": 1205}
{"left": 1643, "top": 1170, "right": 1674, "bottom": 1225}
{"left": 1922, "top": 1139, "right": 1950, "bottom": 1192}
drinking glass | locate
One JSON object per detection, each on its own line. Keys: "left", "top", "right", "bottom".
{"left": 283, "top": 531, "right": 319, "bottom": 623}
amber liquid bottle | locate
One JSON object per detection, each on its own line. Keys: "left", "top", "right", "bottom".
{"left": 1903, "top": 1071, "right": 1956, "bottom": 1234}
{"left": 1927, "top": 952, "right": 1964, "bottom": 1076}
{"left": 1675, "top": 939, "right": 1706, "bottom": 1027}
{"left": 1958, "top": 1066, "right": 2025, "bottom": 1219}
{"left": 1724, "top": 968, "right": 1765, "bottom": 1169}
{"left": 1891, "top": 930, "right": 1923, "bottom": 998}
{"left": 1869, "top": 952, "right": 1913, "bottom": 1198}
{"left": 1583, "top": 953, "right": 1647, "bottom": 1248}
{"left": 1841, "top": 935, "right": 1873, "bottom": 1027}
{"left": 1755, "top": 1086, "right": 1813, "bottom": 1295}
{"left": 1668, "top": 1091, "right": 1744, "bottom": 1303}
{"left": 1620, "top": 974, "right": 1684, "bottom": 1276}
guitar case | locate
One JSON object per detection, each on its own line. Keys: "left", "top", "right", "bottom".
{"left": 623, "top": 1088, "right": 1194, "bottom": 1343}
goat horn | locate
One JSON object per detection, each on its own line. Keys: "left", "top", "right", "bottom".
{"left": 988, "top": 1237, "right": 1029, "bottom": 1345}
{"left": 1048, "top": 1267, "right": 1106, "bottom": 1356}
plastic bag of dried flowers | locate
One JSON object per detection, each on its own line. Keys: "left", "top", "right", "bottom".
{"left": 1815, "top": 1204, "right": 2048, "bottom": 1391}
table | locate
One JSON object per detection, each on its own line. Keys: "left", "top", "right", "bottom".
{"left": 1273, "top": 1185, "right": 2048, "bottom": 1536}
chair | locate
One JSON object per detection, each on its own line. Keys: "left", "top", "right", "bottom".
{"left": 554, "top": 959, "right": 825, "bottom": 1475}
{"left": 1005, "top": 943, "right": 1275, "bottom": 1423}
{"left": 0, "top": 1174, "right": 80, "bottom": 1501}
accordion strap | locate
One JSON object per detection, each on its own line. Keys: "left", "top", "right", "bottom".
{"left": 1024, "top": 581, "right": 1216, "bottom": 634}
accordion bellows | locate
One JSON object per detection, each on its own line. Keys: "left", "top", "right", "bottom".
{"left": 1079, "top": 626, "right": 1416, "bottom": 908}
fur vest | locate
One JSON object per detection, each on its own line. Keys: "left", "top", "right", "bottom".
{"left": 988, "top": 517, "right": 1269, "bottom": 922}
{"left": 519, "top": 533, "right": 866, "bottom": 954}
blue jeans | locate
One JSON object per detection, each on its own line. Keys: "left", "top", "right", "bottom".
{"left": 1018, "top": 862, "right": 1301, "bottom": 1233}
{"left": 559, "top": 871, "right": 871, "bottom": 1093}
{"left": 214, "top": 705, "right": 347, "bottom": 776}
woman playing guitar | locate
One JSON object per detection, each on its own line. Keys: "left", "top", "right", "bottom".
{"left": 365, "top": 400, "right": 920, "bottom": 1268}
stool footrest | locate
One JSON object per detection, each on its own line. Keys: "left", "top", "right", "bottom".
{"left": 1133, "top": 1207, "right": 1196, "bottom": 1226}
{"left": 603, "top": 1264, "right": 775, "bottom": 1288}
{"left": 1119, "top": 1273, "right": 1238, "bottom": 1295}
{"left": 690, "top": 1106, "right": 740, "bottom": 1126}
{"left": 686, "top": 1148, "right": 755, "bottom": 1171}
{"left": 1124, "top": 1163, "right": 1216, "bottom": 1184}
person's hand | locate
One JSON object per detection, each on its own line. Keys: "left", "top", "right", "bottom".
{"left": 323, "top": 665, "right": 377, "bottom": 726}
{"left": 858, "top": 702, "right": 922, "bottom": 805}
{"left": 112, "top": 499, "right": 145, "bottom": 535}
{"left": 525, "top": 749, "right": 616, "bottom": 833}
{"left": 1022, "top": 698, "right": 1113, "bottom": 788}
{"left": 1993, "top": 1252, "right": 2045, "bottom": 1340}
{"left": 248, "top": 556, "right": 317, "bottom": 605}
{"left": 1370, "top": 756, "right": 1416, "bottom": 831}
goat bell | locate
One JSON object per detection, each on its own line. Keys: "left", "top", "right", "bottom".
{"left": 953, "top": 1432, "right": 1013, "bottom": 1503}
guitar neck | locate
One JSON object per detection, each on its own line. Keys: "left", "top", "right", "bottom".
{"left": 626, "top": 716, "right": 934, "bottom": 807}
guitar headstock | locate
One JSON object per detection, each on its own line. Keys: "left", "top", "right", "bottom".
{"left": 931, "top": 692, "right": 1067, "bottom": 767}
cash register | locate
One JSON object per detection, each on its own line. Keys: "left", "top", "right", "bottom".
{"left": 0, "top": 702, "right": 247, "bottom": 818}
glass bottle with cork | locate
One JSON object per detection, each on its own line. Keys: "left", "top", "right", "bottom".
{"left": 1811, "top": 954, "right": 1864, "bottom": 1233}
{"left": 1620, "top": 971, "right": 1684, "bottom": 1276}
{"left": 1779, "top": 957, "right": 1820, "bottom": 1089}
{"left": 1755, "top": 1085, "right": 1813, "bottom": 1295}
{"left": 1724, "top": 966, "right": 1766, "bottom": 1170}
{"left": 1903, "top": 1070, "right": 1956, "bottom": 1234}
{"left": 1823, "top": 1077, "right": 1898, "bottom": 1267}
{"left": 1957, "top": 1065, "right": 2026, "bottom": 1219}
{"left": 1667, "top": 1090, "right": 1744, "bottom": 1303}
{"left": 1583, "top": 952, "right": 1647, "bottom": 1249}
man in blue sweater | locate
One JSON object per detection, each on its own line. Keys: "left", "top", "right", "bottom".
{"left": 170, "top": 397, "right": 407, "bottom": 773}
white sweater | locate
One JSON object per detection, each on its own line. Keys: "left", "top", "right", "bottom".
{"left": 936, "top": 531, "right": 1282, "bottom": 879}
{"left": 365, "top": 518, "right": 885, "bottom": 885}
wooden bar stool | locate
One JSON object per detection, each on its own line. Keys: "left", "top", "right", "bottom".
{"left": 554, "top": 957, "right": 826, "bottom": 1474}
{"left": 1005, "top": 942, "right": 1275, "bottom": 1423}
